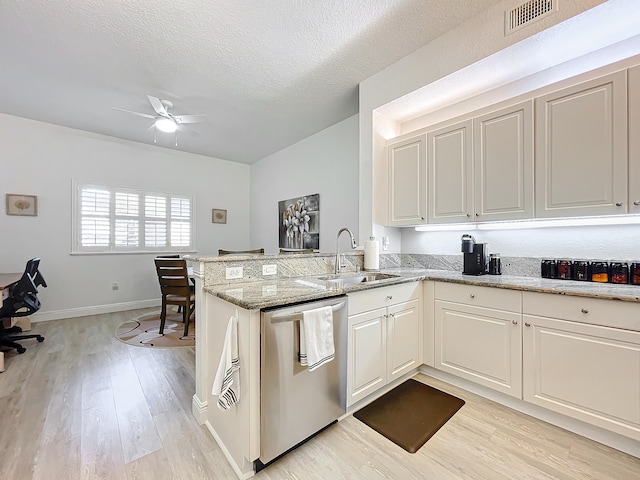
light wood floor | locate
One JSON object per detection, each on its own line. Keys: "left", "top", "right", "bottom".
{"left": 1, "top": 309, "right": 639, "bottom": 480}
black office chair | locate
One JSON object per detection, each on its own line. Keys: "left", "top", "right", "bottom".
{"left": 0, "top": 258, "right": 46, "bottom": 354}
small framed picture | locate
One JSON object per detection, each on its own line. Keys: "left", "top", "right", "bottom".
{"left": 212, "top": 208, "right": 227, "bottom": 224}
{"left": 6, "top": 194, "right": 38, "bottom": 216}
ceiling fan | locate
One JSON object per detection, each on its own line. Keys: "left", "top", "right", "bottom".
{"left": 114, "top": 95, "right": 207, "bottom": 143}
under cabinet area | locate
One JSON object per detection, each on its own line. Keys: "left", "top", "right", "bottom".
{"left": 434, "top": 282, "right": 522, "bottom": 398}
{"left": 522, "top": 292, "right": 640, "bottom": 441}
{"left": 347, "top": 282, "right": 422, "bottom": 406}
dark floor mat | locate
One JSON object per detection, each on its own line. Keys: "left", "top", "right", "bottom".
{"left": 353, "top": 379, "right": 465, "bottom": 453}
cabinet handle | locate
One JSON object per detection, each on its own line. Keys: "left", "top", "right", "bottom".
{"left": 634, "top": 201, "right": 640, "bottom": 206}
{"left": 525, "top": 322, "right": 531, "bottom": 327}
{"left": 616, "top": 202, "right": 623, "bottom": 207}
{"left": 581, "top": 308, "right": 588, "bottom": 314}
{"left": 512, "top": 320, "right": 518, "bottom": 325}
{"left": 386, "top": 295, "right": 393, "bottom": 300}
{"left": 475, "top": 213, "right": 479, "bottom": 217}
{"left": 469, "top": 293, "right": 475, "bottom": 299}
{"left": 466, "top": 213, "right": 471, "bottom": 217}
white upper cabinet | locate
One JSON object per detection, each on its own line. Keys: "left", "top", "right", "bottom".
{"left": 535, "top": 71, "right": 628, "bottom": 217}
{"left": 473, "top": 101, "right": 534, "bottom": 221}
{"left": 628, "top": 65, "right": 640, "bottom": 214}
{"left": 427, "top": 101, "right": 534, "bottom": 224}
{"left": 427, "top": 120, "right": 473, "bottom": 223}
{"left": 387, "top": 134, "right": 426, "bottom": 226}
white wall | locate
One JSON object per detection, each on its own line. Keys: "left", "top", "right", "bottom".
{"left": 0, "top": 114, "right": 250, "bottom": 320}
{"left": 250, "top": 115, "right": 359, "bottom": 253}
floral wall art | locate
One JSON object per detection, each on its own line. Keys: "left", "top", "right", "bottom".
{"left": 278, "top": 194, "right": 319, "bottom": 250}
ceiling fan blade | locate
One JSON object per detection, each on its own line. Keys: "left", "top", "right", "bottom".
{"left": 147, "top": 95, "right": 167, "bottom": 116}
{"left": 113, "top": 107, "right": 156, "bottom": 120}
{"left": 174, "top": 114, "right": 208, "bottom": 124}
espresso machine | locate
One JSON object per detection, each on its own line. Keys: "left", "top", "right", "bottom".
{"left": 461, "top": 234, "right": 487, "bottom": 275}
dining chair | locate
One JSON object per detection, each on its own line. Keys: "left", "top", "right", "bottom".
{"left": 154, "top": 257, "right": 195, "bottom": 337}
{"left": 218, "top": 248, "right": 264, "bottom": 255}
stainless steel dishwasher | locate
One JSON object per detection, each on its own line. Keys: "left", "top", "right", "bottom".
{"left": 258, "top": 296, "right": 347, "bottom": 467}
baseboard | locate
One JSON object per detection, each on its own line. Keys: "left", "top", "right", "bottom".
{"left": 192, "top": 394, "right": 208, "bottom": 425}
{"left": 31, "top": 299, "right": 161, "bottom": 322}
{"left": 204, "top": 420, "right": 255, "bottom": 480}
{"left": 419, "top": 366, "right": 640, "bottom": 459}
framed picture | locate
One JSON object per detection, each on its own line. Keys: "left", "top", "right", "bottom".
{"left": 278, "top": 194, "right": 319, "bottom": 250}
{"left": 6, "top": 194, "right": 38, "bottom": 216}
{"left": 212, "top": 208, "right": 227, "bottom": 224}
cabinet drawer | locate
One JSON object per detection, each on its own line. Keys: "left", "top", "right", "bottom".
{"left": 348, "top": 282, "right": 420, "bottom": 315}
{"left": 523, "top": 292, "right": 640, "bottom": 332}
{"left": 435, "top": 282, "right": 521, "bottom": 312}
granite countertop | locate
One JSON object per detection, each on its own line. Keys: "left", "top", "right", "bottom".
{"left": 203, "top": 268, "right": 640, "bottom": 310}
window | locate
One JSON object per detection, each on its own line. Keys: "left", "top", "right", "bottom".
{"left": 74, "top": 183, "right": 194, "bottom": 253}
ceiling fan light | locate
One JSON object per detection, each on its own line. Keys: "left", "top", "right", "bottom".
{"left": 155, "top": 117, "right": 177, "bottom": 133}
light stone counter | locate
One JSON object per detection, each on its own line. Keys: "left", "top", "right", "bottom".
{"left": 203, "top": 268, "right": 640, "bottom": 310}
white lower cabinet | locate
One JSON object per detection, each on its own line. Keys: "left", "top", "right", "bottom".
{"left": 347, "top": 283, "right": 422, "bottom": 406}
{"left": 434, "top": 282, "right": 522, "bottom": 398}
{"left": 522, "top": 292, "right": 640, "bottom": 441}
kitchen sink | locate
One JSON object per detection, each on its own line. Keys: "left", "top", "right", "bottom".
{"left": 317, "top": 273, "right": 400, "bottom": 285}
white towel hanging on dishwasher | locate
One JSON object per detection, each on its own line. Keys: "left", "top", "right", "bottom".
{"left": 211, "top": 311, "right": 240, "bottom": 410}
{"left": 298, "top": 305, "right": 334, "bottom": 372}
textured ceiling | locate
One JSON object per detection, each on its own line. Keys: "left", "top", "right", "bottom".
{"left": 0, "top": 0, "right": 504, "bottom": 164}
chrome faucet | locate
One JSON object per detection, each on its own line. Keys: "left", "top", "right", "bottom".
{"left": 335, "top": 227, "right": 358, "bottom": 274}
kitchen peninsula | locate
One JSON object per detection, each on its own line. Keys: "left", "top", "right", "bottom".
{"left": 189, "top": 252, "right": 640, "bottom": 478}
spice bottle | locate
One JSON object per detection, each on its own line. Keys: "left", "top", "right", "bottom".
{"left": 557, "top": 260, "right": 573, "bottom": 280}
{"left": 590, "top": 261, "right": 609, "bottom": 283}
{"left": 541, "top": 259, "right": 557, "bottom": 279}
{"left": 574, "top": 261, "right": 589, "bottom": 281}
{"left": 610, "top": 262, "right": 629, "bottom": 284}
{"left": 630, "top": 263, "right": 640, "bottom": 285}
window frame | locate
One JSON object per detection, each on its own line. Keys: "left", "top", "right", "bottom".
{"left": 72, "top": 181, "right": 195, "bottom": 254}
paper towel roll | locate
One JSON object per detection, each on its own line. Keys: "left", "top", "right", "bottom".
{"left": 364, "top": 237, "right": 380, "bottom": 271}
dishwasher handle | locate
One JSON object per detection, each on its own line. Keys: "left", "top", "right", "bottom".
{"left": 269, "top": 301, "right": 346, "bottom": 323}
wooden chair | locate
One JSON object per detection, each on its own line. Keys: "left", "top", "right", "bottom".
{"left": 218, "top": 248, "right": 264, "bottom": 256}
{"left": 279, "top": 248, "right": 315, "bottom": 254}
{"left": 154, "top": 258, "right": 195, "bottom": 337}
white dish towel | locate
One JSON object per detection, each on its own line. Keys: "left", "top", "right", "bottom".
{"left": 211, "top": 311, "right": 240, "bottom": 410}
{"left": 298, "top": 305, "right": 334, "bottom": 372}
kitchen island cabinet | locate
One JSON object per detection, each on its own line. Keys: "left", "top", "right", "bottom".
{"left": 347, "top": 282, "right": 422, "bottom": 406}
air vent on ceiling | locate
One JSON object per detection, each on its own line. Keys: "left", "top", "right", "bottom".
{"left": 506, "top": 0, "right": 557, "bottom": 35}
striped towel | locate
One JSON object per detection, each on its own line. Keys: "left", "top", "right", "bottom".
{"left": 211, "top": 312, "right": 240, "bottom": 410}
{"left": 298, "top": 305, "right": 334, "bottom": 372}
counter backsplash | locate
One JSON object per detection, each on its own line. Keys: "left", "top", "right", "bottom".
{"left": 193, "top": 252, "right": 545, "bottom": 286}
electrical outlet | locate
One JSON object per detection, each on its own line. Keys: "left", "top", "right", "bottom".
{"left": 111, "top": 282, "right": 119, "bottom": 291}
{"left": 262, "top": 264, "right": 277, "bottom": 276}
{"left": 226, "top": 266, "right": 244, "bottom": 280}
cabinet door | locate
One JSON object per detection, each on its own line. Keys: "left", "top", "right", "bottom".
{"left": 435, "top": 300, "right": 522, "bottom": 397}
{"left": 629, "top": 65, "right": 640, "bottom": 214}
{"left": 523, "top": 315, "right": 640, "bottom": 441}
{"left": 387, "top": 134, "right": 426, "bottom": 226}
{"left": 347, "top": 308, "right": 387, "bottom": 406}
{"left": 535, "top": 71, "right": 627, "bottom": 217}
{"left": 474, "top": 100, "right": 534, "bottom": 221}
{"left": 427, "top": 120, "right": 473, "bottom": 223}
{"left": 387, "top": 299, "right": 421, "bottom": 382}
